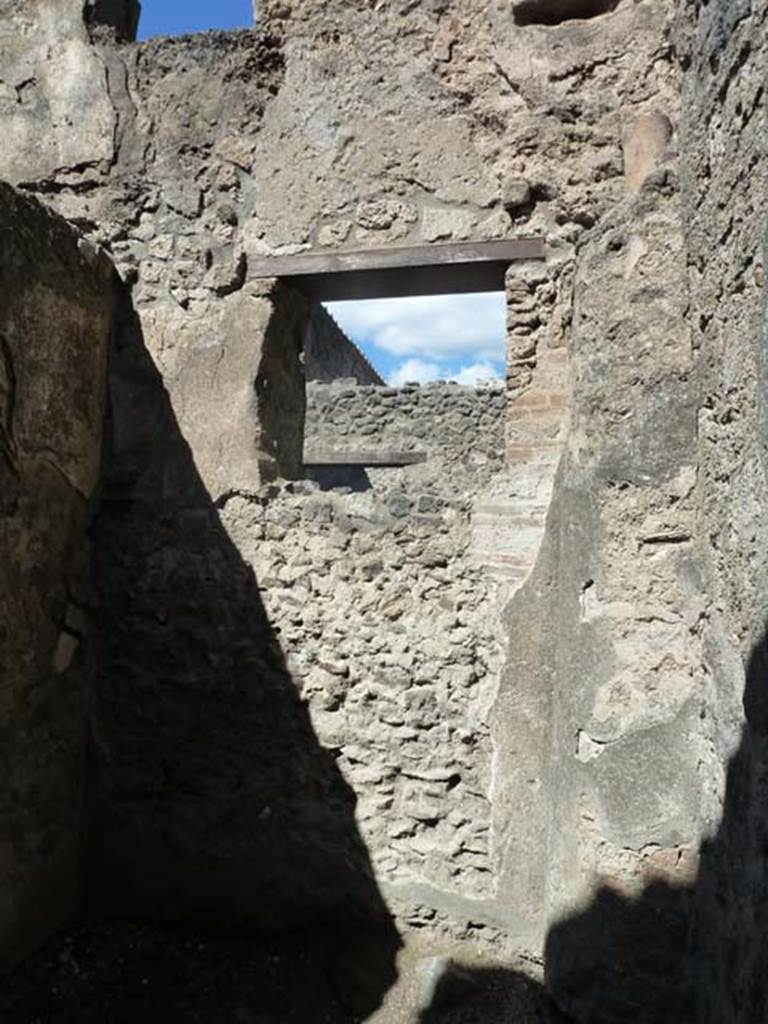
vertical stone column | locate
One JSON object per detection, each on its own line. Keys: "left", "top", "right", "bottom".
{"left": 489, "top": 264, "right": 569, "bottom": 597}
{"left": 534, "top": 175, "right": 703, "bottom": 1022}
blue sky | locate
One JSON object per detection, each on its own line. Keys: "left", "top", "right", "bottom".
{"left": 326, "top": 294, "right": 506, "bottom": 386}
{"left": 137, "top": 0, "right": 253, "bottom": 39}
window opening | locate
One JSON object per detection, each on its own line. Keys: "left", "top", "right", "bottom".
{"left": 300, "top": 291, "right": 506, "bottom": 492}
{"left": 250, "top": 237, "right": 543, "bottom": 480}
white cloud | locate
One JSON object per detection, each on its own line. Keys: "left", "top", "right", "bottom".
{"left": 452, "top": 362, "right": 502, "bottom": 386}
{"left": 325, "top": 292, "right": 505, "bottom": 363}
{"left": 387, "top": 358, "right": 502, "bottom": 387}
{"left": 388, "top": 358, "right": 441, "bottom": 387}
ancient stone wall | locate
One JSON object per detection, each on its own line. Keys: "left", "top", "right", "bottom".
{"left": 304, "top": 380, "right": 547, "bottom": 593}
{"left": 86, "top": 288, "right": 395, "bottom": 975}
{"left": 303, "top": 372, "right": 568, "bottom": 589}
{"left": 0, "top": 0, "right": 673, "bottom": 497}
{"left": 305, "top": 308, "right": 383, "bottom": 385}
{"left": 0, "top": 20, "right": 305, "bottom": 494}
{"left": 206, "top": 378, "right": 541, "bottom": 951}
{"left": 493, "top": 3, "right": 768, "bottom": 1022}
{"left": 0, "top": 0, "right": 710, "bottom": 1008}
{"left": 676, "top": 2, "right": 768, "bottom": 1021}
{"left": 531, "top": 165, "right": 703, "bottom": 1020}
{"left": 0, "top": 183, "right": 112, "bottom": 964}
{"left": 224, "top": 481, "right": 506, "bottom": 940}
{"left": 304, "top": 380, "right": 506, "bottom": 485}
{"left": 3, "top": 0, "right": 768, "bottom": 1019}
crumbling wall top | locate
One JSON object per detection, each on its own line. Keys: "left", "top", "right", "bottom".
{"left": 84, "top": 0, "right": 140, "bottom": 41}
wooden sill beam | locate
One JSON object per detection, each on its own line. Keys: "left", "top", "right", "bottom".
{"left": 303, "top": 450, "right": 427, "bottom": 467}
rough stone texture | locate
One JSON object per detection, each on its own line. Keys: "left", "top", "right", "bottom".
{"left": 303, "top": 379, "right": 553, "bottom": 597}
{"left": 305, "top": 307, "right": 384, "bottom": 385}
{"left": 526, "top": 168, "right": 703, "bottom": 1021}
{"left": 0, "top": 183, "right": 112, "bottom": 964}
{"left": 676, "top": 2, "right": 768, "bottom": 1021}
{"left": 0, "top": 0, "right": 677, "bottom": 437}
{"left": 243, "top": 383, "right": 511, "bottom": 941}
{"left": 0, "top": 1, "right": 119, "bottom": 187}
{"left": 495, "top": 2, "right": 768, "bottom": 1022}
{"left": 5, "top": 2, "right": 768, "bottom": 1022}
{"left": 88, "top": 363, "right": 520, "bottom": 967}
{"left": 305, "top": 380, "right": 506, "bottom": 488}
{"left": 0, "top": 0, "right": 670, "bottom": 968}
{"left": 88, "top": 289, "right": 382, "bottom": 940}
{"left": 0, "top": 20, "right": 303, "bottom": 493}
{"left": 223, "top": 479, "right": 507, "bottom": 939}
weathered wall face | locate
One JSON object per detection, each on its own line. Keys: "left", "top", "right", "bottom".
{"left": 675, "top": 2, "right": 768, "bottom": 1021}
{"left": 497, "top": 2, "right": 768, "bottom": 1021}
{"left": 4, "top": 0, "right": 768, "bottom": 1020}
{"left": 87, "top": 298, "right": 393, "bottom": 951}
{"left": 90, "top": 367, "right": 515, "bottom": 952}
{"left": 0, "top": 0, "right": 675, "bottom": 492}
{"left": 1, "top": 21, "right": 302, "bottom": 496}
{"left": 530, "top": 171, "right": 704, "bottom": 1020}
{"left": 231, "top": 480, "right": 505, "bottom": 940}
{"left": 297, "top": 382, "right": 509, "bottom": 940}
{"left": 305, "top": 380, "right": 506, "bottom": 487}
{"left": 0, "top": 0, "right": 121, "bottom": 187}
{"left": 0, "top": 183, "right": 112, "bottom": 964}
{"left": 4, "top": 0, "right": 740, "bottom": 1011}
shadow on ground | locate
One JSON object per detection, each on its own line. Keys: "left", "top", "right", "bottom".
{"left": 0, "top": 921, "right": 364, "bottom": 1024}
{"left": 416, "top": 964, "right": 569, "bottom": 1024}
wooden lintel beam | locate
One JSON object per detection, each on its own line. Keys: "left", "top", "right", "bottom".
{"left": 251, "top": 238, "right": 545, "bottom": 301}
{"left": 251, "top": 238, "right": 545, "bottom": 279}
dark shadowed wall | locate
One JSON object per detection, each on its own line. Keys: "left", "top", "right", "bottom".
{"left": 0, "top": 184, "right": 113, "bottom": 964}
